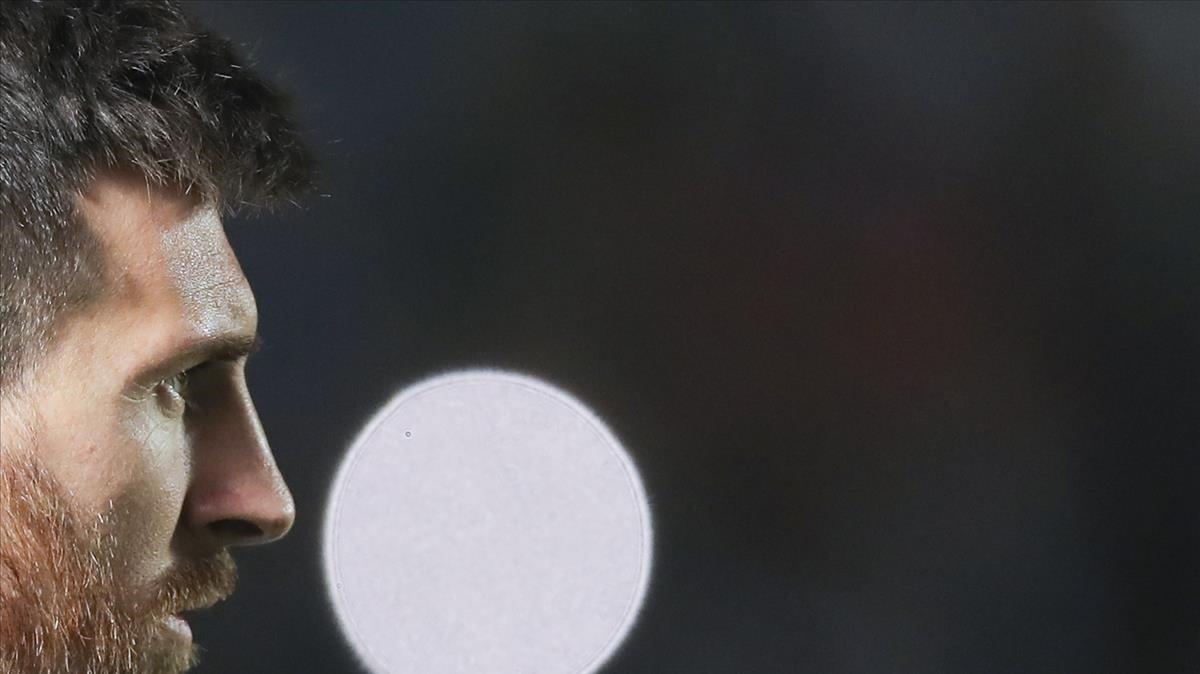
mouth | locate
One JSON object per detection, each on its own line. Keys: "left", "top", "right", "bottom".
{"left": 151, "top": 551, "right": 238, "bottom": 642}
{"left": 163, "top": 613, "right": 192, "bottom": 641}
{"left": 160, "top": 595, "right": 224, "bottom": 643}
{"left": 161, "top": 594, "right": 224, "bottom": 640}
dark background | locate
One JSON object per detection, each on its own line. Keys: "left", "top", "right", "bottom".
{"left": 186, "top": 2, "right": 1199, "bottom": 672}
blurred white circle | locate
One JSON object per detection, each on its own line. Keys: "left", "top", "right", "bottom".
{"left": 323, "top": 370, "right": 653, "bottom": 674}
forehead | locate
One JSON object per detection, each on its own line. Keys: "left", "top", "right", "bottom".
{"left": 76, "top": 173, "right": 256, "bottom": 343}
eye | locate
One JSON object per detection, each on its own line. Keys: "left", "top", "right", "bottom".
{"left": 153, "top": 369, "right": 191, "bottom": 417}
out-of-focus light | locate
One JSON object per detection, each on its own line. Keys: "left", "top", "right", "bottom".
{"left": 323, "top": 370, "right": 653, "bottom": 673}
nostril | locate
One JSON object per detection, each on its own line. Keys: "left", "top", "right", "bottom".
{"left": 209, "top": 518, "right": 265, "bottom": 540}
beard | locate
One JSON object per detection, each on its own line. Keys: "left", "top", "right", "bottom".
{"left": 0, "top": 452, "right": 237, "bottom": 674}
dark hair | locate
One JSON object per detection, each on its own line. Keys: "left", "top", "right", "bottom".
{"left": 0, "top": 0, "right": 314, "bottom": 385}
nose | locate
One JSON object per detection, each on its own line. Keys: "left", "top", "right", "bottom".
{"left": 182, "top": 372, "right": 295, "bottom": 549}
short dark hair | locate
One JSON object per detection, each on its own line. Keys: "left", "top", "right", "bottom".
{"left": 0, "top": 0, "right": 314, "bottom": 385}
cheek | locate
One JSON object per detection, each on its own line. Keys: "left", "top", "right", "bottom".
{"left": 104, "top": 407, "right": 192, "bottom": 583}
{"left": 29, "top": 352, "right": 192, "bottom": 585}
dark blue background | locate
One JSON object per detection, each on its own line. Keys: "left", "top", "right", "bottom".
{"left": 186, "top": 3, "right": 1199, "bottom": 672}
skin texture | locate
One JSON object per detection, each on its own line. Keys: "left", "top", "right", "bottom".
{"left": 0, "top": 171, "right": 295, "bottom": 672}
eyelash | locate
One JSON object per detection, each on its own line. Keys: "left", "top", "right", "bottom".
{"left": 155, "top": 367, "right": 197, "bottom": 415}
{"left": 163, "top": 370, "right": 190, "bottom": 395}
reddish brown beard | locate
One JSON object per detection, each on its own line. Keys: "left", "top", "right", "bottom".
{"left": 0, "top": 453, "right": 236, "bottom": 674}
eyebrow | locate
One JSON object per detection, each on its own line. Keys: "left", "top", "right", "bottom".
{"left": 179, "top": 333, "right": 262, "bottom": 366}
{"left": 131, "top": 333, "right": 262, "bottom": 387}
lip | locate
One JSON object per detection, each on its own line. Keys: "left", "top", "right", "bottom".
{"left": 163, "top": 613, "right": 192, "bottom": 641}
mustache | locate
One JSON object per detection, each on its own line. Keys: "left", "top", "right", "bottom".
{"left": 143, "top": 551, "right": 238, "bottom": 618}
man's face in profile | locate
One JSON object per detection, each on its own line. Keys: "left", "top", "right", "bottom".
{"left": 0, "top": 172, "right": 295, "bottom": 673}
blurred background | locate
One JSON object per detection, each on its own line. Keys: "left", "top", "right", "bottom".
{"left": 187, "top": 2, "right": 1199, "bottom": 672}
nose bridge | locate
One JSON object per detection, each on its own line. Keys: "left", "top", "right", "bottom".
{"left": 186, "top": 373, "right": 295, "bottom": 547}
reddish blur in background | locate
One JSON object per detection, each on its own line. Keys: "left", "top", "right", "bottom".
{"left": 188, "top": 3, "right": 1198, "bottom": 672}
